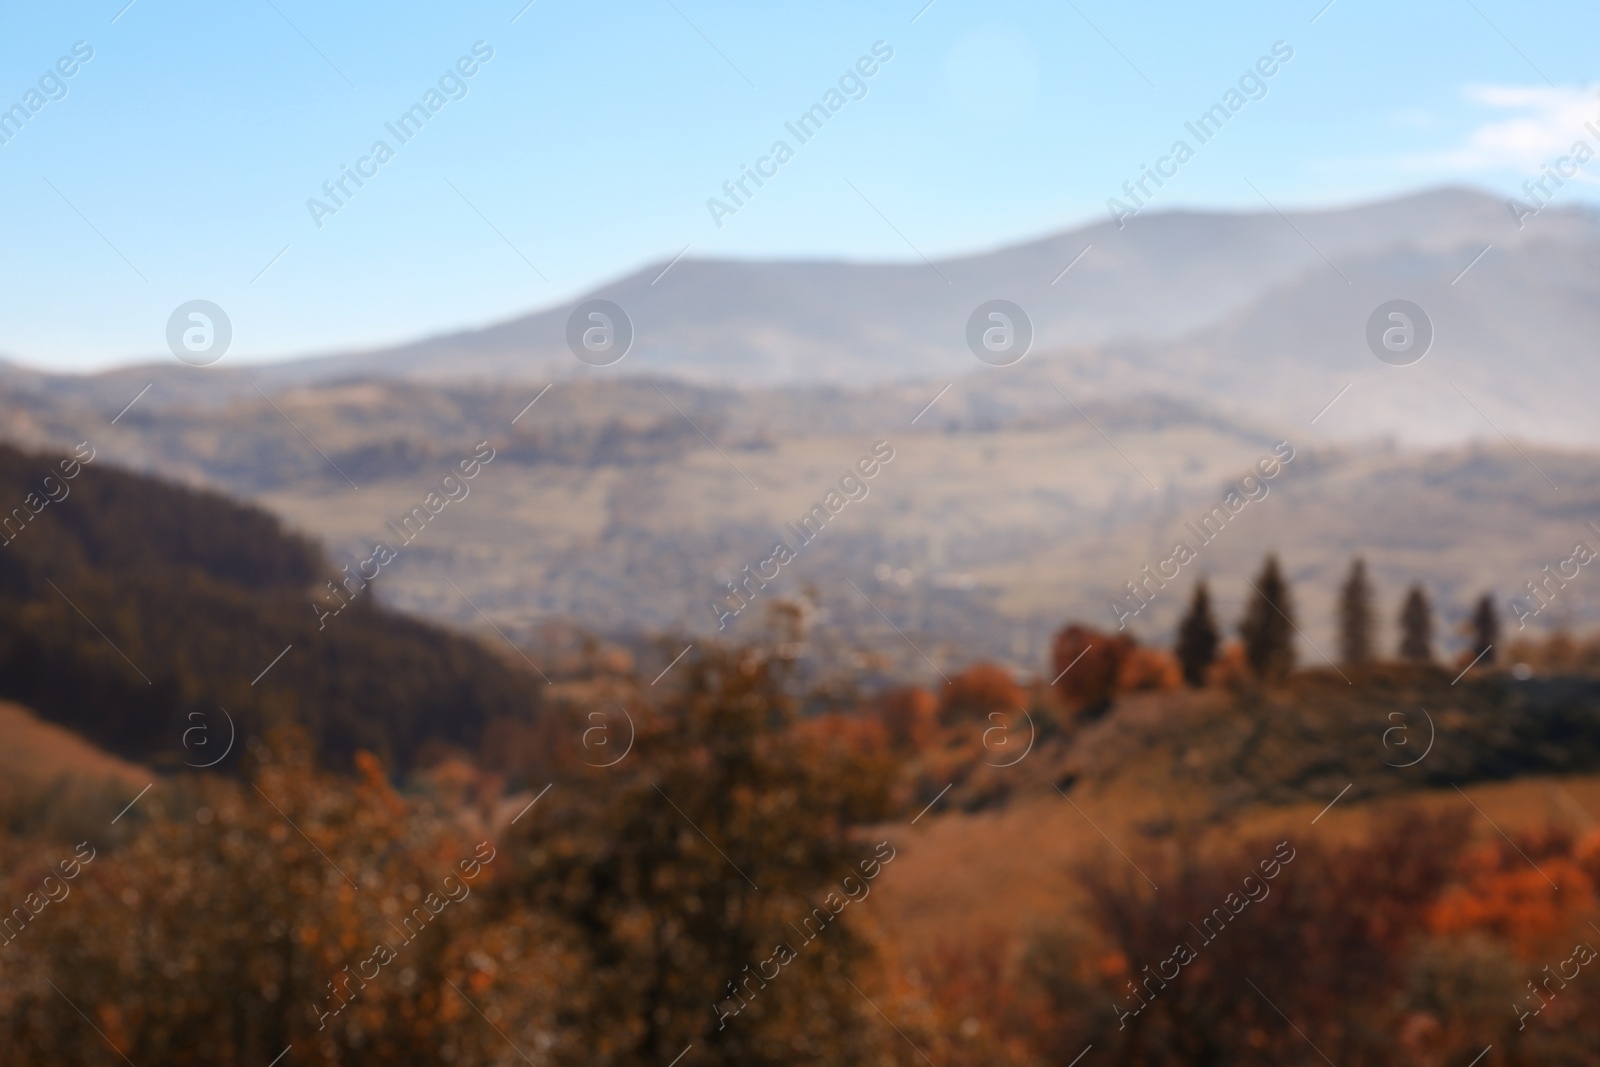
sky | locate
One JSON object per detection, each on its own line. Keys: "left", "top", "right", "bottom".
{"left": 0, "top": 0, "right": 1596, "bottom": 372}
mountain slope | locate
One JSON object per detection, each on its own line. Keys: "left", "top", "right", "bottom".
{"left": 255, "top": 186, "right": 1558, "bottom": 388}
{"left": 6, "top": 186, "right": 1596, "bottom": 450}
{"left": 1106, "top": 232, "right": 1600, "bottom": 445}
{"left": 5, "top": 186, "right": 1578, "bottom": 404}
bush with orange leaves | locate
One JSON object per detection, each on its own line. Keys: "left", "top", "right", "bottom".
{"left": 1021, "top": 811, "right": 1474, "bottom": 1067}
{"left": 1207, "top": 640, "right": 1253, "bottom": 688}
{"left": 973, "top": 809, "right": 1600, "bottom": 1067}
{"left": 888, "top": 933, "right": 1044, "bottom": 1067}
{"left": 1428, "top": 828, "right": 1599, "bottom": 959}
{"left": 846, "top": 807, "right": 1600, "bottom": 1067}
{"left": 940, "top": 662, "right": 1026, "bottom": 726}
{"left": 1116, "top": 647, "right": 1182, "bottom": 692}
{"left": 1403, "top": 824, "right": 1600, "bottom": 1064}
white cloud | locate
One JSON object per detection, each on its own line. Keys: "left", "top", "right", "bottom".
{"left": 1411, "top": 84, "right": 1600, "bottom": 178}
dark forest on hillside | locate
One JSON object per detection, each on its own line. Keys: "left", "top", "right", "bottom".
{"left": 0, "top": 442, "right": 547, "bottom": 770}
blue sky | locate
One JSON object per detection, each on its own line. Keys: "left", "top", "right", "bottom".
{"left": 0, "top": 0, "right": 1595, "bottom": 371}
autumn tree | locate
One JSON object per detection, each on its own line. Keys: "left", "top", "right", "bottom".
{"left": 1050, "top": 624, "right": 1134, "bottom": 719}
{"left": 1338, "top": 557, "right": 1375, "bottom": 666}
{"left": 493, "top": 644, "right": 900, "bottom": 1067}
{"left": 1174, "top": 581, "right": 1219, "bottom": 687}
{"left": 1239, "top": 555, "right": 1295, "bottom": 681}
{"left": 1467, "top": 593, "right": 1498, "bottom": 666}
{"left": 1399, "top": 584, "right": 1434, "bottom": 663}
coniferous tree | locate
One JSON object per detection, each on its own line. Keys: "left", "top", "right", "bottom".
{"left": 1175, "top": 580, "right": 1220, "bottom": 687}
{"left": 1240, "top": 555, "right": 1296, "bottom": 681}
{"left": 1338, "top": 557, "right": 1375, "bottom": 667}
{"left": 1399, "top": 584, "right": 1434, "bottom": 662}
{"left": 1468, "top": 593, "right": 1498, "bottom": 665}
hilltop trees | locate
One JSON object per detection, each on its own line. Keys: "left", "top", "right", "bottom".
{"left": 1239, "top": 555, "right": 1295, "bottom": 681}
{"left": 1174, "top": 581, "right": 1219, "bottom": 687}
{"left": 1152, "top": 560, "right": 1510, "bottom": 686}
{"left": 1400, "top": 585, "right": 1435, "bottom": 663}
{"left": 1338, "top": 557, "right": 1375, "bottom": 666}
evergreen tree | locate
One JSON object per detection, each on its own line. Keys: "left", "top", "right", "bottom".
{"left": 1175, "top": 580, "right": 1220, "bottom": 687}
{"left": 1337, "top": 557, "right": 1376, "bottom": 666}
{"left": 1399, "top": 584, "right": 1434, "bottom": 662}
{"left": 1469, "top": 593, "right": 1498, "bottom": 665}
{"left": 1240, "top": 555, "right": 1296, "bottom": 681}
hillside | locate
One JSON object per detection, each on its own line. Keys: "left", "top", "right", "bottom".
{"left": 0, "top": 699, "right": 150, "bottom": 794}
{"left": 0, "top": 441, "right": 549, "bottom": 770}
{"left": 880, "top": 771, "right": 1600, "bottom": 954}
{"left": 877, "top": 664, "right": 1600, "bottom": 951}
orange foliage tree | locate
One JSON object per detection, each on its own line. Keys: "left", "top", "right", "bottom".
{"left": 1051, "top": 624, "right": 1136, "bottom": 719}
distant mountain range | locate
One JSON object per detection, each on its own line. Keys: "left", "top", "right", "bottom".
{"left": 4, "top": 185, "right": 1597, "bottom": 448}
{"left": 263, "top": 186, "right": 1547, "bottom": 389}
{"left": 0, "top": 186, "right": 1595, "bottom": 679}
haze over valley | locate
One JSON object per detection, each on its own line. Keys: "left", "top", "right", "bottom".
{"left": 2, "top": 188, "right": 1592, "bottom": 679}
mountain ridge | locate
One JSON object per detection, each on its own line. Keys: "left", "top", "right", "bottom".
{"left": 3, "top": 185, "right": 1574, "bottom": 386}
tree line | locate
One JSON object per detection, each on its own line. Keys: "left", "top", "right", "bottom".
{"left": 1170, "top": 554, "right": 1499, "bottom": 685}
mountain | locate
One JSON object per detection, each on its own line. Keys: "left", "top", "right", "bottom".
{"left": 247, "top": 186, "right": 1582, "bottom": 391}
{"left": 1109, "top": 231, "right": 1600, "bottom": 446}
{"left": 6, "top": 186, "right": 1598, "bottom": 450}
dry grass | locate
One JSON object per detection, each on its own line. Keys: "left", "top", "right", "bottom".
{"left": 874, "top": 769, "right": 1600, "bottom": 953}
{"left": 0, "top": 699, "right": 151, "bottom": 793}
